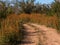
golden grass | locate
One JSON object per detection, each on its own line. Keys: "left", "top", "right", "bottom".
{"left": 0, "top": 13, "right": 60, "bottom": 45}
{"left": 1, "top": 13, "right": 59, "bottom": 32}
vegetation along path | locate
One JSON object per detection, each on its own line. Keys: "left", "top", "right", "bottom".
{"left": 19, "top": 23, "right": 60, "bottom": 45}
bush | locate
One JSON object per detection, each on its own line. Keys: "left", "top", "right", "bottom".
{"left": 0, "top": 1, "right": 7, "bottom": 19}
{"left": 0, "top": 21, "right": 25, "bottom": 45}
{"left": 0, "top": 31, "right": 24, "bottom": 45}
{"left": 19, "top": 0, "right": 35, "bottom": 14}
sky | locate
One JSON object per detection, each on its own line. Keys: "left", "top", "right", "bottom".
{"left": 35, "top": 0, "right": 54, "bottom": 4}
{"left": 2, "top": 0, "right": 55, "bottom": 4}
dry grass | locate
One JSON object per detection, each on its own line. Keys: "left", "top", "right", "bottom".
{"left": 0, "top": 13, "right": 60, "bottom": 45}
{"left": 1, "top": 13, "right": 59, "bottom": 32}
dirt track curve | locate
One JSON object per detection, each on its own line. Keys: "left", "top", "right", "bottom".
{"left": 19, "top": 23, "right": 60, "bottom": 45}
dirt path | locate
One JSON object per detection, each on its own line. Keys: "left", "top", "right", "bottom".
{"left": 19, "top": 24, "right": 39, "bottom": 45}
{"left": 19, "top": 23, "right": 60, "bottom": 45}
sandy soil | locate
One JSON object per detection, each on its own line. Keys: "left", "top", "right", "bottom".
{"left": 19, "top": 23, "right": 60, "bottom": 45}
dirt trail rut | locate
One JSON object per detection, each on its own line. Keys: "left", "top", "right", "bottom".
{"left": 19, "top": 23, "right": 60, "bottom": 45}
{"left": 20, "top": 24, "right": 39, "bottom": 45}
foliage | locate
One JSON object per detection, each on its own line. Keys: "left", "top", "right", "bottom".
{"left": 19, "top": 0, "right": 35, "bottom": 14}
{"left": 51, "top": 1, "right": 60, "bottom": 17}
{"left": 0, "top": 1, "right": 14, "bottom": 19}
{"left": 0, "top": 0, "right": 60, "bottom": 15}
{"left": 0, "top": 1, "right": 7, "bottom": 19}
{"left": 0, "top": 0, "right": 60, "bottom": 45}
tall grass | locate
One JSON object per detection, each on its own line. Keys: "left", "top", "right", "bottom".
{"left": 0, "top": 13, "right": 60, "bottom": 45}
{"left": 7, "top": 13, "right": 60, "bottom": 31}
{"left": 0, "top": 15, "right": 25, "bottom": 45}
{"left": 16, "top": 13, "right": 60, "bottom": 31}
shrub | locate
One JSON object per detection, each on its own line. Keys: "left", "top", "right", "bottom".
{"left": 0, "top": 20, "right": 25, "bottom": 45}
{"left": 19, "top": 0, "right": 35, "bottom": 14}
{"left": 0, "top": 1, "right": 7, "bottom": 19}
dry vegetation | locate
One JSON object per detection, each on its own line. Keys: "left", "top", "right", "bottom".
{"left": 0, "top": 0, "right": 60, "bottom": 45}
{"left": 7, "top": 14, "right": 60, "bottom": 29}
{"left": 1, "top": 13, "right": 60, "bottom": 33}
{"left": 0, "top": 13, "right": 60, "bottom": 45}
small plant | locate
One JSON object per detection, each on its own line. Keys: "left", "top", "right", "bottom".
{"left": 0, "top": 33, "right": 10, "bottom": 45}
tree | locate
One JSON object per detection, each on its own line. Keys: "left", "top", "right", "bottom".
{"left": 51, "top": 0, "right": 60, "bottom": 17}
{"left": 19, "top": 0, "right": 35, "bottom": 14}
